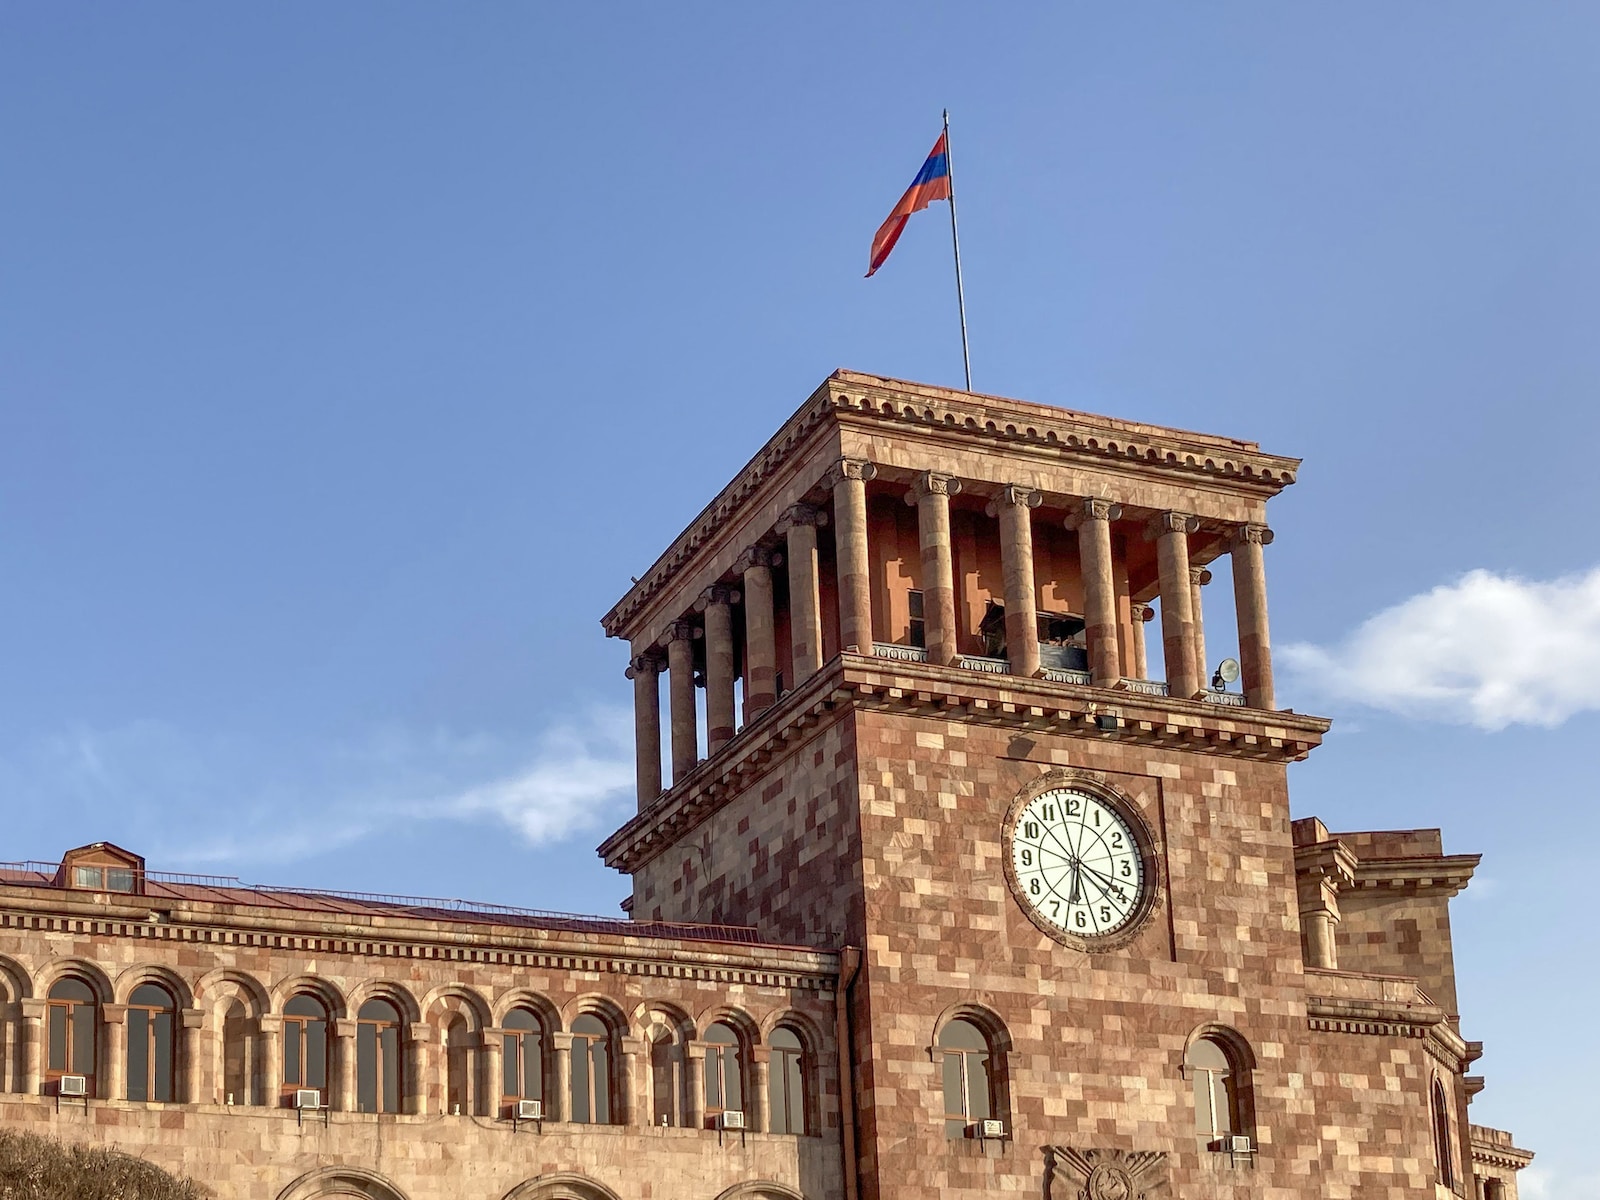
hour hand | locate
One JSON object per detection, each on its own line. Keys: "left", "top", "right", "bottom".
{"left": 1068, "top": 866, "right": 1082, "bottom": 905}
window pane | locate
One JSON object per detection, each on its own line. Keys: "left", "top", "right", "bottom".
{"left": 50, "top": 979, "right": 95, "bottom": 1003}
{"left": 504, "top": 1008, "right": 538, "bottom": 1032}
{"left": 379, "top": 1026, "right": 399, "bottom": 1113}
{"left": 127, "top": 1010, "right": 150, "bottom": 1101}
{"left": 785, "top": 1055, "right": 805, "bottom": 1134}
{"left": 723, "top": 1049, "right": 742, "bottom": 1113}
{"left": 305, "top": 1021, "right": 327, "bottom": 1090}
{"left": 1186, "top": 1038, "right": 1229, "bottom": 1072}
{"left": 130, "top": 984, "right": 171, "bottom": 1009}
{"left": 771, "top": 1028, "right": 801, "bottom": 1052}
{"left": 105, "top": 868, "right": 135, "bottom": 892}
{"left": 48, "top": 1007, "right": 67, "bottom": 1072}
{"left": 285, "top": 994, "right": 325, "bottom": 1019}
{"left": 503, "top": 1034, "right": 520, "bottom": 1099}
{"left": 357, "top": 1024, "right": 377, "bottom": 1112}
{"left": 938, "top": 1019, "right": 987, "bottom": 1051}
{"left": 1210, "top": 1073, "right": 1231, "bottom": 1137}
{"left": 1193, "top": 1070, "right": 1216, "bottom": 1135}
{"left": 71, "top": 1005, "right": 95, "bottom": 1079}
{"left": 523, "top": 1032, "right": 542, "bottom": 1101}
{"left": 942, "top": 1049, "right": 966, "bottom": 1137}
{"left": 71, "top": 867, "right": 101, "bottom": 889}
{"left": 358, "top": 998, "right": 400, "bottom": 1024}
{"left": 965, "top": 1051, "right": 990, "bottom": 1122}
{"left": 592, "top": 1041, "right": 610, "bottom": 1124}
{"left": 705, "top": 1046, "right": 723, "bottom": 1110}
{"left": 572, "top": 1014, "right": 606, "bottom": 1037}
{"left": 152, "top": 1011, "right": 173, "bottom": 1102}
{"left": 652, "top": 1039, "right": 675, "bottom": 1126}
{"left": 571, "top": 1038, "right": 592, "bottom": 1123}
{"left": 283, "top": 1022, "right": 302, "bottom": 1086}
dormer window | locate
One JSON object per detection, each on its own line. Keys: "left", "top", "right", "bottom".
{"left": 70, "top": 866, "right": 136, "bottom": 893}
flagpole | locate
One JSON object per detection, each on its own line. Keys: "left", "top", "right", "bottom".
{"left": 943, "top": 108, "right": 973, "bottom": 392}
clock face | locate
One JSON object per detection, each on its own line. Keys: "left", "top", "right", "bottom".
{"left": 1009, "top": 787, "right": 1146, "bottom": 940}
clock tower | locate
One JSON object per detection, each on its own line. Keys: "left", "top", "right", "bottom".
{"left": 599, "top": 371, "right": 1509, "bottom": 1198}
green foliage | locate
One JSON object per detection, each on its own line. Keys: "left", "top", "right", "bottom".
{"left": 0, "top": 1129, "right": 207, "bottom": 1200}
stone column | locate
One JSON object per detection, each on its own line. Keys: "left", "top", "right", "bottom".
{"left": 736, "top": 546, "right": 779, "bottom": 719}
{"left": 828, "top": 458, "right": 877, "bottom": 653}
{"left": 1231, "top": 524, "right": 1277, "bottom": 709}
{"left": 778, "top": 503, "right": 828, "bottom": 684}
{"left": 180, "top": 1008, "right": 204, "bottom": 1104}
{"left": 990, "top": 485, "right": 1042, "bottom": 676}
{"left": 620, "top": 1036, "right": 648, "bottom": 1128}
{"left": 20, "top": 1000, "right": 43, "bottom": 1095}
{"left": 404, "top": 1022, "right": 430, "bottom": 1115}
{"left": 481, "top": 1029, "right": 504, "bottom": 1117}
{"left": 334, "top": 1019, "right": 357, "bottom": 1111}
{"left": 1150, "top": 512, "right": 1202, "bottom": 699}
{"left": 1190, "top": 566, "right": 1213, "bottom": 687}
{"left": 699, "top": 586, "right": 739, "bottom": 754}
{"left": 749, "top": 1045, "right": 771, "bottom": 1132}
{"left": 1071, "top": 498, "right": 1123, "bottom": 687}
{"left": 664, "top": 620, "right": 698, "bottom": 784}
{"left": 258, "top": 1016, "right": 282, "bottom": 1107}
{"left": 1128, "top": 603, "right": 1152, "bottom": 680}
{"left": 906, "top": 472, "right": 962, "bottom": 666}
{"left": 1296, "top": 841, "right": 1355, "bottom": 971}
{"left": 684, "top": 1043, "right": 707, "bottom": 1129}
{"left": 626, "top": 647, "right": 663, "bottom": 809}
{"left": 102, "top": 1004, "right": 127, "bottom": 1100}
{"left": 552, "top": 1031, "right": 573, "bottom": 1122}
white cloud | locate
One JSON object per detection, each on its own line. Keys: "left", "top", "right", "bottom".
{"left": 1282, "top": 567, "right": 1600, "bottom": 730}
{"left": 1518, "top": 1165, "right": 1600, "bottom": 1200}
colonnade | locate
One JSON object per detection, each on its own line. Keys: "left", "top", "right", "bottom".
{"left": 626, "top": 458, "right": 1278, "bottom": 808}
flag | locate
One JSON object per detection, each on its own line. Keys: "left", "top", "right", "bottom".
{"left": 866, "top": 132, "right": 952, "bottom": 277}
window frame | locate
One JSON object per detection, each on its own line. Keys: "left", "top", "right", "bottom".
{"left": 1432, "top": 1077, "right": 1456, "bottom": 1189}
{"left": 501, "top": 1007, "right": 546, "bottom": 1116}
{"left": 126, "top": 982, "right": 177, "bottom": 1103}
{"left": 356, "top": 997, "right": 404, "bottom": 1114}
{"left": 45, "top": 977, "right": 99, "bottom": 1096}
{"left": 937, "top": 1018, "right": 996, "bottom": 1139}
{"left": 568, "top": 1013, "right": 615, "bottom": 1125}
{"left": 767, "top": 1026, "right": 809, "bottom": 1136}
{"left": 281, "top": 993, "right": 331, "bottom": 1106}
{"left": 701, "top": 1022, "right": 746, "bottom": 1128}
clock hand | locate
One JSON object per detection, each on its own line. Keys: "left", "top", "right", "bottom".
{"left": 1068, "top": 864, "right": 1081, "bottom": 905}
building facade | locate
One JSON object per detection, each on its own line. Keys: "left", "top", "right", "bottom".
{"left": 0, "top": 372, "right": 1530, "bottom": 1199}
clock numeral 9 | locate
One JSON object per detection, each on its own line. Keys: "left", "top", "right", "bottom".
{"left": 1020, "top": 849, "right": 1032, "bottom": 866}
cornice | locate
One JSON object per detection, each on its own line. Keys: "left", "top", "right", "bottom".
{"left": 1469, "top": 1125, "right": 1535, "bottom": 1170}
{"left": 1350, "top": 854, "right": 1481, "bottom": 898}
{"left": 601, "top": 371, "right": 1304, "bottom": 643}
{"left": 598, "top": 652, "right": 1331, "bottom": 875}
{"left": 0, "top": 898, "right": 838, "bottom": 990}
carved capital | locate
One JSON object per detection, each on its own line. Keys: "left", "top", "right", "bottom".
{"left": 776, "top": 502, "right": 829, "bottom": 534}
{"left": 1129, "top": 602, "right": 1154, "bottom": 624}
{"left": 985, "top": 484, "right": 1043, "bottom": 517}
{"left": 1188, "top": 567, "right": 1213, "bottom": 587}
{"left": 733, "top": 544, "right": 778, "bottom": 574}
{"left": 1231, "top": 523, "right": 1275, "bottom": 548}
{"left": 696, "top": 584, "right": 741, "bottom": 610}
{"left": 904, "top": 471, "right": 962, "bottom": 504}
{"left": 1064, "top": 496, "right": 1123, "bottom": 529}
{"left": 664, "top": 619, "right": 697, "bottom": 645}
{"left": 823, "top": 456, "right": 878, "bottom": 489}
{"left": 1144, "top": 511, "right": 1199, "bottom": 540}
{"left": 626, "top": 650, "right": 664, "bottom": 680}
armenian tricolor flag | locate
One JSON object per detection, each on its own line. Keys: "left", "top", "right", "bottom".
{"left": 865, "top": 132, "right": 953, "bottom": 277}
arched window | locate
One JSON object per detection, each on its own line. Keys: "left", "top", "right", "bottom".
{"left": 1187, "top": 1037, "right": 1239, "bottom": 1142}
{"left": 569, "top": 1014, "right": 613, "bottom": 1124}
{"left": 357, "top": 998, "right": 403, "bottom": 1113}
{"left": 703, "top": 1022, "right": 745, "bottom": 1127}
{"left": 126, "top": 983, "right": 176, "bottom": 1102}
{"left": 502, "top": 1008, "right": 544, "bottom": 1117}
{"left": 938, "top": 1019, "right": 993, "bottom": 1138}
{"left": 46, "top": 978, "right": 98, "bottom": 1096}
{"left": 219, "top": 998, "right": 250, "bottom": 1106}
{"left": 649, "top": 1029, "right": 679, "bottom": 1126}
{"left": 282, "top": 994, "right": 330, "bottom": 1105}
{"left": 1432, "top": 1078, "right": 1455, "bottom": 1188}
{"left": 768, "top": 1026, "right": 808, "bottom": 1135}
{"left": 443, "top": 1014, "right": 472, "bottom": 1115}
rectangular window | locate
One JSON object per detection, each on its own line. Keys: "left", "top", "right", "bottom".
{"left": 379, "top": 1026, "right": 399, "bottom": 1114}
{"left": 72, "top": 1008, "right": 95, "bottom": 1079}
{"left": 152, "top": 1010, "right": 173, "bottom": 1102}
{"left": 127, "top": 1010, "right": 150, "bottom": 1101}
{"left": 283, "top": 1024, "right": 302, "bottom": 1087}
{"left": 48, "top": 1007, "right": 68, "bottom": 1072}
{"left": 769, "top": 1053, "right": 804, "bottom": 1134}
{"left": 305, "top": 1024, "right": 327, "bottom": 1090}
{"left": 591, "top": 1043, "right": 610, "bottom": 1124}
{"left": 502, "top": 1034, "right": 519, "bottom": 1100}
{"left": 105, "top": 868, "right": 136, "bottom": 893}
{"left": 571, "top": 1043, "right": 591, "bottom": 1123}
{"left": 71, "top": 867, "right": 101, "bottom": 889}
{"left": 908, "top": 590, "right": 926, "bottom": 649}
{"left": 357, "top": 1024, "right": 377, "bottom": 1112}
{"left": 522, "top": 1036, "right": 541, "bottom": 1101}
{"left": 651, "top": 1040, "right": 675, "bottom": 1126}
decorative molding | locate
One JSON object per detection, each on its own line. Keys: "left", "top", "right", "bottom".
{"left": 1144, "top": 511, "right": 1200, "bottom": 540}
{"left": 1063, "top": 497, "right": 1123, "bottom": 529}
{"left": 904, "top": 471, "right": 962, "bottom": 504}
{"left": 625, "top": 652, "right": 664, "bottom": 680}
{"left": 1046, "top": 1146, "right": 1170, "bottom": 1199}
{"left": 1231, "top": 523, "right": 1275, "bottom": 548}
{"left": 822, "top": 456, "right": 878, "bottom": 488}
{"left": 696, "top": 584, "right": 741, "bottom": 610}
{"left": 985, "top": 483, "right": 1043, "bottom": 516}
{"left": 775, "top": 501, "right": 828, "bottom": 533}
{"left": 664, "top": 620, "right": 697, "bottom": 645}
{"left": 1188, "top": 567, "right": 1213, "bottom": 586}
{"left": 732, "top": 545, "right": 778, "bottom": 574}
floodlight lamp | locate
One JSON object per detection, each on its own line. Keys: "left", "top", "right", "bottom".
{"left": 1212, "top": 658, "right": 1241, "bottom": 690}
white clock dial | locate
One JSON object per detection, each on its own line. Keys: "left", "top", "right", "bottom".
{"left": 1009, "top": 787, "right": 1145, "bottom": 938}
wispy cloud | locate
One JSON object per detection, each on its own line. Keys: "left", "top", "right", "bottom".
{"left": 1282, "top": 567, "right": 1600, "bottom": 731}
{"left": 2, "top": 708, "right": 636, "bottom": 871}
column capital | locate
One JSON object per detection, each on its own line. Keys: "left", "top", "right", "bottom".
{"left": 1231, "top": 523, "right": 1275, "bottom": 548}
{"left": 102, "top": 1003, "right": 129, "bottom": 1024}
{"left": 335, "top": 1019, "right": 359, "bottom": 1039}
{"left": 626, "top": 650, "right": 664, "bottom": 680}
{"left": 1130, "top": 602, "right": 1154, "bottom": 623}
{"left": 663, "top": 619, "right": 698, "bottom": 644}
{"left": 904, "top": 471, "right": 962, "bottom": 503}
{"left": 1064, "top": 497, "right": 1122, "bottom": 528}
{"left": 985, "top": 484, "right": 1042, "bottom": 516}
{"left": 823, "top": 457, "right": 878, "bottom": 488}
{"left": 695, "top": 584, "right": 741, "bottom": 610}
{"left": 1189, "top": 566, "right": 1214, "bottom": 587}
{"left": 1145, "top": 510, "right": 1200, "bottom": 540}
{"left": 776, "top": 502, "right": 829, "bottom": 533}
{"left": 733, "top": 544, "right": 780, "bottom": 573}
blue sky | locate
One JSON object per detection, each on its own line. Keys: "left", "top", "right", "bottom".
{"left": 3, "top": 5, "right": 1597, "bottom": 1194}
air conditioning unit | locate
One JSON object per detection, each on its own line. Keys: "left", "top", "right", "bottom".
{"left": 516, "top": 1099, "right": 542, "bottom": 1120}
{"left": 294, "top": 1089, "right": 322, "bottom": 1109}
{"left": 1229, "top": 1135, "right": 1254, "bottom": 1154}
{"left": 980, "top": 1118, "right": 1007, "bottom": 1139}
{"left": 57, "top": 1075, "right": 87, "bottom": 1097}
{"left": 718, "top": 1110, "right": 745, "bottom": 1130}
